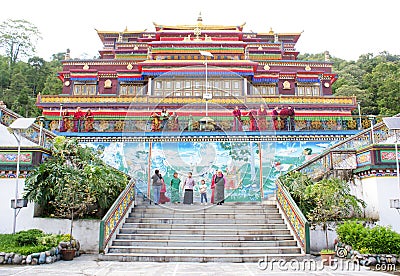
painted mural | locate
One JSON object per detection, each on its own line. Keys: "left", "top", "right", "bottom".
{"left": 83, "top": 139, "right": 337, "bottom": 202}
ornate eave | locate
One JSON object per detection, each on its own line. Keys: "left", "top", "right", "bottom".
{"left": 153, "top": 22, "right": 246, "bottom": 32}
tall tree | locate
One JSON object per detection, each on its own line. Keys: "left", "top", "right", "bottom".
{"left": 0, "top": 19, "right": 41, "bottom": 68}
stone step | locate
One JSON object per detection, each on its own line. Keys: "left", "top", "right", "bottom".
{"left": 115, "top": 233, "right": 295, "bottom": 241}
{"left": 121, "top": 222, "right": 288, "bottom": 230}
{"left": 108, "top": 245, "right": 302, "bottom": 255}
{"left": 99, "top": 252, "right": 305, "bottom": 263}
{"left": 132, "top": 204, "right": 277, "bottom": 210}
{"left": 130, "top": 208, "right": 280, "bottom": 215}
{"left": 111, "top": 239, "right": 298, "bottom": 247}
{"left": 119, "top": 228, "right": 291, "bottom": 235}
{"left": 128, "top": 212, "right": 283, "bottom": 219}
{"left": 124, "top": 217, "right": 284, "bottom": 224}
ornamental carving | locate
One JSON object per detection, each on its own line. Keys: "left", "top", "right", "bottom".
{"left": 104, "top": 79, "right": 112, "bottom": 88}
{"left": 305, "top": 65, "right": 311, "bottom": 71}
{"left": 83, "top": 64, "right": 89, "bottom": 70}
{"left": 127, "top": 63, "right": 133, "bottom": 70}
{"left": 263, "top": 65, "right": 270, "bottom": 70}
{"left": 283, "top": 81, "right": 291, "bottom": 90}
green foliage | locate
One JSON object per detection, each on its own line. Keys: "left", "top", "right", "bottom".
{"left": 24, "top": 137, "right": 128, "bottom": 219}
{"left": 0, "top": 230, "right": 70, "bottom": 255}
{"left": 15, "top": 229, "right": 44, "bottom": 246}
{"left": 337, "top": 221, "right": 400, "bottom": 254}
{"left": 336, "top": 221, "right": 369, "bottom": 250}
{"left": 279, "top": 171, "right": 315, "bottom": 215}
{"left": 363, "top": 225, "right": 400, "bottom": 254}
{"left": 320, "top": 249, "right": 335, "bottom": 254}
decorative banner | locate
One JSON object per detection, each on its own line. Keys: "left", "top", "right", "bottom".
{"left": 0, "top": 152, "right": 32, "bottom": 164}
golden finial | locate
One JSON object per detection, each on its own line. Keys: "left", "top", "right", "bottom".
{"left": 269, "top": 27, "right": 274, "bottom": 34}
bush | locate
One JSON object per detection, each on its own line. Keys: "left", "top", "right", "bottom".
{"left": 336, "top": 221, "right": 369, "bottom": 250}
{"left": 15, "top": 229, "right": 44, "bottom": 246}
{"left": 364, "top": 225, "right": 400, "bottom": 254}
{"left": 337, "top": 221, "right": 400, "bottom": 254}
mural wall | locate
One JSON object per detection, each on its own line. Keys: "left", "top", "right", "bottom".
{"left": 83, "top": 139, "right": 337, "bottom": 203}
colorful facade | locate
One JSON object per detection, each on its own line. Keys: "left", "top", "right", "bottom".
{"left": 36, "top": 15, "right": 356, "bottom": 130}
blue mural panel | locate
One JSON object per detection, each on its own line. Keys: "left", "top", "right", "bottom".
{"left": 81, "top": 139, "right": 339, "bottom": 202}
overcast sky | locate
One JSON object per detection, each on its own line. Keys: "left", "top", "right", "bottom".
{"left": 2, "top": 0, "right": 399, "bottom": 61}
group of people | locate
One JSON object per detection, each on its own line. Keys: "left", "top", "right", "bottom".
{"left": 60, "top": 107, "right": 94, "bottom": 132}
{"left": 150, "top": 170, "right": 227, "bottom": 205}
{"left": 233, "top": 104, "right": 295, "bottom": 131}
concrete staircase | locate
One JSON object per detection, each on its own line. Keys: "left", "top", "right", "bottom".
{"left": 100, "top": 199, "right": 304, "bottom": 262}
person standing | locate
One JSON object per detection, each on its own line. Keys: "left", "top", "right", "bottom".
{"left": 232, "top": 106, "right": 242, "bottom": 131}
{"left": 151, "top": 169, "right": 162, "bottom": 205}
{"left": 199, "top": 179, "right": 208, "bottom": 205}
{"left": 183, "top": 172, "right": 195, "bottom": 205}
{"left": 280, "top": 106, "right": 289, "bottom": 131}
{"left": 73, "top": 107, "right": 84, "bottom": 132}
{"left": 214, "top": 170, "right": 226, "bottom": 205}
{"left": 159, "top": 175, "right": 170, "bottom": 204}
{"left": 151, "top": 112, "right": 160, "bottom": 131}
{"left": 271, "top": 106, "right": 280, "bottom": 131}
{"left": 257, "top": 104, "right": 268, "bottom": 131}
{"left": 210, "top": 170, "right": 217, "bottom": 204}
{"left": 248, "top": 110, "right": 258, "bottom": 131}
{"left": 170, "top": 172, "right": 181, "bottom": 204}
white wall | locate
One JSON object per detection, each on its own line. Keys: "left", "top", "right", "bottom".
{"left": 0, "top": 178, "right": 100, "bottom": 253}
{"left": 358, "top": 176, "right": 400, "bottom": 233}
{"left": 310, "top": 224, "right": 338, "bottom": 253}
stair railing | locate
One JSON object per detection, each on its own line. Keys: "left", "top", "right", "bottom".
{"left": 99, "top": 178, "right": 135, "bottom": 253}
{"left": 276, "top": 178, "right": 310, "bottom": 254}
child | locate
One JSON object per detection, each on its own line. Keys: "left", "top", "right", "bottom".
{"left": 200, "top": 179, "right": 208, "bottom": 205}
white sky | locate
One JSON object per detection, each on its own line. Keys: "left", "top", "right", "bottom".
{"left": 2, "top": 0, "right": 399, "bottom": 61}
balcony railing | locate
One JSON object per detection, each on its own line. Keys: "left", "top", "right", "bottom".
{"left": 41, "top": 114, "right": 383, "bottom": 133}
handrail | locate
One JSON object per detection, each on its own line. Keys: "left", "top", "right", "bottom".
{"left": 37, "top": 114, "right": 384, "bottom": 133}
{"left": 0, "top": 105, "right": 56, "bottom": 149}
{"left": 276, "top": 178, "right": 310, "bottom": 254}
{"left": 292, "top": 119, "right": 392, "bottom": 178}
{"left": 99, "top": 178, "right": 135, "bottom": 253}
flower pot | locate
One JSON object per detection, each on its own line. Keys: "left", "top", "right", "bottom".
{"left": 61, "top": 249, "right": 76, "bottom": 261}
{"left": 320, "top": 252, "right": 336, "bottom": 266}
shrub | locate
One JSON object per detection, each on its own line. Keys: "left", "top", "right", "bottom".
{"left": 336, "top": 221, "right": 369, "bottom": 250}
{"left": 364, "top": 225, "right": 400, "bottom": 254}
{"left": 15, "top": 229, "right": 44, "bottom": 246}
{"left": 337, "top": 222, "right": 400, "bottom": 254}
{"left": 37, "top": 234, "right": 59, "bottom": 248}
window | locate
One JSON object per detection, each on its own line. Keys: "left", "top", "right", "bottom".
{"left": 233, "top": 81, "right": 240, "bottom": 89}
{"left": 165, "top": 81, "right": 172, "bottom": 89}
{"left": 119, "top": 84, "right": 137, "bottom": 95}
{"left": 224, "top": 81, "right": 230, "bottom": 89}
{"left": 195, "top": 81, "right": 201, "bottom": 89}
{"left": 73, "top": 83, "right": 97, "bottom": 95}
{"left": 155, "top": 81, "right": 162, "bottom": 89}
{"left": 297, "top": 85, "right": 320, "bottom": 96}
{"left": 175, "top": 81, "right": 182, "bottom": 89}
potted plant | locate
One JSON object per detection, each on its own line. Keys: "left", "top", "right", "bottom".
{"left": 320, "top": 249, "right": 336, "bottom": 265}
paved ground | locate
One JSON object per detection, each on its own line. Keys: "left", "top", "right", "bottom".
{"left": 0, "top": 254, "right": 397, "bottom": 276}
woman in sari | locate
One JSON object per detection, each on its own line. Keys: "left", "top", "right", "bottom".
{"left": 159, "top": 175, "right": 170, "bottom": 204}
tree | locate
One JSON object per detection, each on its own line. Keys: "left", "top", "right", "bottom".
{"left": 0, "top": 19, "right": 41, "bottom": 68}
{"left": 304, "top": 178, "right": 365, "bottom": 249}
{"left": 24, "top": 136, "right": 128, "bottom": 219}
